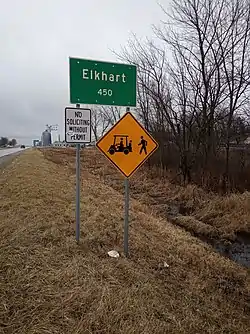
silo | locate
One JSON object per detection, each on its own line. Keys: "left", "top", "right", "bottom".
{"left": 41, "top": 130, "right": 52, "bottom": 146}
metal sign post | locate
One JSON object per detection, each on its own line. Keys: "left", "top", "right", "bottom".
{"left": 124, "top": 178, "right": 129, "bottom": 257}
{"left": 75, "top": 103, "right": 81, "bottom": 243}
{"left": 96, "top": 111, "right": 159, "bottom": 258}
{"left": 65, "top": 104, "right": 91, "bottom": 243}
{"left": 68, "top": 57, "right": 139, "bottom": 252}
{"left": 76, "top": 143, "right": 80, "bottom": 242}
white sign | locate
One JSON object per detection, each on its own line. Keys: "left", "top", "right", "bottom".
{"left": 65, "top": 107, "right": 91, "bottom": 143}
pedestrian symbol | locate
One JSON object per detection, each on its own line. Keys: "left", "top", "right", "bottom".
{"left": 96, "top": 112, "right": 159, "bottom": 178}
{"left": 138, "top": 136, "right": 147, "bottom": 155}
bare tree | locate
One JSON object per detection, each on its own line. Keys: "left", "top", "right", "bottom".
{"left": 91, "top": 106, "right": 124, "bottom": 141}
{"left": 214, "top": 0, "right": 250, "bottom": 186}
{"left": 0, "top": 137, "right": 9, "bottom": 147}
{"left": 154, "top": 0, "right": 230, "bottom": 171}
{"left": 10, "top": 139, "right": 17, "bottom": 146}
{"left": 116, "top": 36, "right": 179, "bottom": 168}
{"left": 153, "top": 0, "right": 250, "bottom": 187}
{"left": 91, "top": 108, "right": 111, "bottom": 141}
{"left": 100, "top": 106, "right": 123, "bottom": 126}
{"left": 113, "top": 0, "right": 250, "bottom": 190}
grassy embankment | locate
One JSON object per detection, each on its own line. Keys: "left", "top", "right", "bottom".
{"left": 46, "top": 147, "right": 250, "bottom": 242}
{"left": 0, "top": 148, "right": 249, "bottom": 333}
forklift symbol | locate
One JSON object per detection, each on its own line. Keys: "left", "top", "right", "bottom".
{"left": 108, "top": 135, "right": 132, "bottom": 155}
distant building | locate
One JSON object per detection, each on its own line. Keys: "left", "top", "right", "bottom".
{"left": 41, "top": 130, "right": 52, "bottom": 146}
{"left": 33, "top": 139, "right": 40, "bottom": 147}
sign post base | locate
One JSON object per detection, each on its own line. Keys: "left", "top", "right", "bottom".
{"left": 124, "top": 177, "right": 129, "bottom": 257}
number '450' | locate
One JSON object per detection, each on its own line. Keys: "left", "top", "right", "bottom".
{"left": 97, "top": 89, "right": 112, "bottom": 96}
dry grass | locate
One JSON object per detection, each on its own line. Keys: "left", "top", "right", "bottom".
{"left": 194, "top": 192, "right": 250, "bottom": 239}
{"left": 57, "top": 147, "right": 250, "bottom": 242}
{"left": 0, "top": 148, "right": 250, "bottom": 333}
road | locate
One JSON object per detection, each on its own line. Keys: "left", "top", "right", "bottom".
{"left": 0, "top": 147, "right": 28, "bottom": 168}
{"left": 0, "top": 147, "right": 26, "bottom": 158}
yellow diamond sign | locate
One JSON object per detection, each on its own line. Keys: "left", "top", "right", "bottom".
{"left": 96, "top": 112, "right": 159, "bottom": 178}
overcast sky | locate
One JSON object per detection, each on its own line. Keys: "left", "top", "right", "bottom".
{"left": 0, "top": 0, "right": 168, "bottom": 145}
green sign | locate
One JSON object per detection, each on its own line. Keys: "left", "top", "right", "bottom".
{"left": 69, "top": 57, "right": 137, "bottom": 107}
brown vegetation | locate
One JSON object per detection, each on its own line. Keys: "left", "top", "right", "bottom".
{"left": 43, "top": 147, "right": 250, "bottom": 242}
{"left": 0, "top": 148, "right": 250, "bottom": 333}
